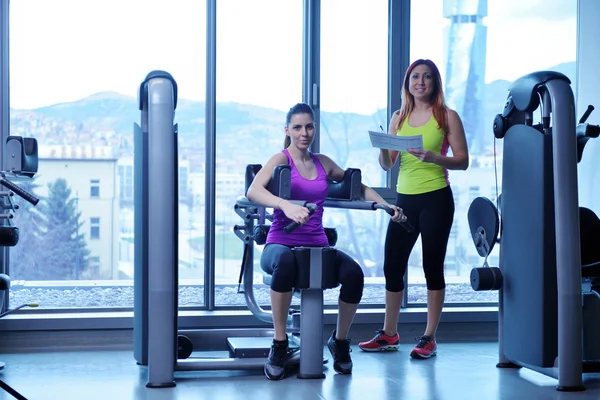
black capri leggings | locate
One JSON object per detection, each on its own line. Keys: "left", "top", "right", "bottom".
{"left": 260, "top": 244, "right": 364, "bottom": 304}
{"left": 384, "top": 185, "right": 455, "bottom": 292}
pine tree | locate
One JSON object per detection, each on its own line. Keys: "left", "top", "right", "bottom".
{"left": 7, "top": 176, "right": 47, "bottom": 280}
{"left": 35, "top": 178, "right": 91, "bottom": 280}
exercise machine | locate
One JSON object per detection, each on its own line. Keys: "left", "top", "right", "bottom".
{"left": 132, "top": 70, "right": 414, "bottom": 386}
{"left": 0, "top": 135, "right": 42, "bottom": 400}
{"left": 231, "top": 165, "right": 413, "bottom": 379}
{"left": 132, "top": 71, "right": 283, "bottom": 387}
{"left": 133, "top": 71, "right": 308, "bottom": 388}
{"left": 467, "top": 71, "right": 600, "bottom": 391}
{"left": 0, "top": 274, "right": 38, "bottom": 400}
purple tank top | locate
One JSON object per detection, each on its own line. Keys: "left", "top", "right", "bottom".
{"left": 266, "top": 149, "right": 329, "bottom": 247}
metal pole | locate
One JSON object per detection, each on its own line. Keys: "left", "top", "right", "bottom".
{"left": 303, "top": 0, "right": 320, "bottom": 153}
{"left": 204, "top": 0, "right": 217, "bottom": 310}
{"left": 75, "top": 192, "right": 79, "bottom": 280}
{"left": 145, "top": 75, "right": 177, "bottom": 388}
{"left": 0, "top": 0, "right": 11, "bottom": 309}
{"left": 545, "top": 79, "right": 584, "bottom": 391}
{"left": 0, "top": 0, "right": 8, "bottom": 173}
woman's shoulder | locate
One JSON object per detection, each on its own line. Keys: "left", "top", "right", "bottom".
{"left": 263, "top": 150, "right": 289, "bottom": 168}
{"left": 445, "top": 107, "right": 460, "bottom": 120}
{"left": 314, "top": 153, "right": 335, "bottom": 165}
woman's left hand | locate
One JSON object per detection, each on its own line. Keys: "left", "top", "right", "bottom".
{"left": 407, "top": 148, "right": 437, "bottom": 163}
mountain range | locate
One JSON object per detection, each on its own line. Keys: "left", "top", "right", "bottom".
{"left": 9, "top": 61, "right": 577, "bottom": 173}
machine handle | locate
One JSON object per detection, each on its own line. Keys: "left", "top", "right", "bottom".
{"left": 284, "top": 202, "right": 318, "bottom": 234}
{"left": 0, "top": 178, "right": 39, "bottom": 206}
{"left": 374, "top": 203, "right": 415, "bottom": 233}
{"left": 579, "top": 104, "right": 594, "bottom": 124}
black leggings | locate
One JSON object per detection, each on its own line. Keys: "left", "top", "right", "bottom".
{"left": 260, "top": 244, "right": 364, "bottom": 304}
{"left": 384, "top": 186, "right": 455, "bottom": 291}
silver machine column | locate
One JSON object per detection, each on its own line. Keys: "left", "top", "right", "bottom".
{"left": 298, "top": 248, "right": 325, "bottom": 379}
{"left": 546, "top": 78, "right": 583, "bottom": 390}
{"left": 293, "top": 246, "right": 338, "bottom": 379}
{"left": 132, "top": 70, "right": 179, "bottom": 388}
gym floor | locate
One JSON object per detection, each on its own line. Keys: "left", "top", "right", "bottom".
{"left": 0, "top": 341, "right": 598, "bottom": 400}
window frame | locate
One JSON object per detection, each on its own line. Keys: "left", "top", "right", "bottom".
{"left": 90, "top": 217, "right": 100, "bottom": 240}
{"left": 1, "top": 0, "right": 10, "bottom": 310}
{"left": 90, "top": 179, "right": 100, "bottom": 198}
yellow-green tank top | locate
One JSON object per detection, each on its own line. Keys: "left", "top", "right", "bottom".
{"left": 396, "top": 114, "right": 450, "bottom": 195}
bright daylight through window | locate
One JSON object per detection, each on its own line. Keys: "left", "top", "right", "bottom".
{"left": 406, "top": 0, "right": 577, "bottom": 304}
{"left": 9, "top": 0, "right": 207, "bottom": 308}
{"left": 7, "top": 0, "right": 577, "bottom": 310}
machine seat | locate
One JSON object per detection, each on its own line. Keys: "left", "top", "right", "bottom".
{"left": 262, "top": 254, "right": 341, "bottom": 294}
{"left": 261, "top": 227, "right": 339, "bottom": 291}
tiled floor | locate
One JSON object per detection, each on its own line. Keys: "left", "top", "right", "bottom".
{"left": 0, "top": 342, "right": 598, "bottom": 400}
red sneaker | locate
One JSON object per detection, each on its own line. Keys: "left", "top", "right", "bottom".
{"left": 410, "top": 335, "right": 437, "bottom": 359}
{"left": 358, "top": 330, "right": 400, "bottom": 352}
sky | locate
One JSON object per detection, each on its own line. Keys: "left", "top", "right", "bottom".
{"left": 8, "top": 0, "right": 578, "bottom": 113}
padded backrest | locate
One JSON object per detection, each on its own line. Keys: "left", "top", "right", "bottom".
{"left": 5, "top": 136, "right": 39, "bottom": 177}
{"left": 327, "top": 168, "right": 362, "bottom": 200}
{"left": 244, "top": 164, "right": 291, "bottom": 199}
{"left": 247, "top": 164, "right": 364, "bottom": 202}
{"left": 245, "top": 164, "right": 262, "bottom": 196}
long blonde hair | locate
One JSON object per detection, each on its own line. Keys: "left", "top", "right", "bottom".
{"left": 394, "top": 59, "right": 449, "bottom": 134}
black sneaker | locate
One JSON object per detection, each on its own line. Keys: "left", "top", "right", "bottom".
{"left": 327, "top": 330, "right": 352, "bottom": 374}
{"left": 264, "top": 336, "right": 289, "bottom": 380}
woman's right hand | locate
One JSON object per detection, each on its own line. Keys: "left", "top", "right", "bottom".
{"left": 386, "top": 204, "right": 408, "bottom": 223}
{"left": 280, "top": 200, "right": 311, "bottom": 225}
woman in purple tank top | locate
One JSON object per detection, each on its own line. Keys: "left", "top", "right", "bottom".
{"left": 247, "top": 103, "right": 407, "bottom": 380}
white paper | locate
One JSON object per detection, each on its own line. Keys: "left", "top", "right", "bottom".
{"left": 369, "top": 130, "right": 423, "bottom": 152}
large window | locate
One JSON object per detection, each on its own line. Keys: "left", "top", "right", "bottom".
{"left": 5, "top": 1, "right": 579, "bottom": 314}
{"left": 214, "top": 0, "right": 303, "bottom": 307}
{"left": 8, "top": 0, "right": 206, "bottom": 308}
{"left": 407, "top": 0, "right": 577, "bottom": 303}
{"left": 319, "top": 0, "right": 390, "bottom": 305}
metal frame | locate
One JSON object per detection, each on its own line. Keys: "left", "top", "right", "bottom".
{"left": 303, "top": 0, "right": 320, "bottom": 153}
{"left": 389, "top": 0, "right": 411, "bottom": 305}
{"left": 0, "top": 0, "right": 10, "bottom": 290}
{"left": 0, "top": 307, "right": 498, "bottom": 333}
{"left": 546, "top": 78, "right": 583, "bottom": 390}
{"left": 204, "top": 0, "right": 217, "bottom": 310}
{"left": 142, "top": 73, "right": 178, "bottom": 387}
{"left": 382, "top": 0, "right": 410, "bottom": 200}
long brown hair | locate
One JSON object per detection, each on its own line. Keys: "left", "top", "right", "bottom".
{"left": 393, "top": 59, "right": 449, "bottom": 134}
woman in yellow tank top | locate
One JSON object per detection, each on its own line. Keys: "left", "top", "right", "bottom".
{"left": 358, "top": 59, "right": 469, "bottom": 359}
